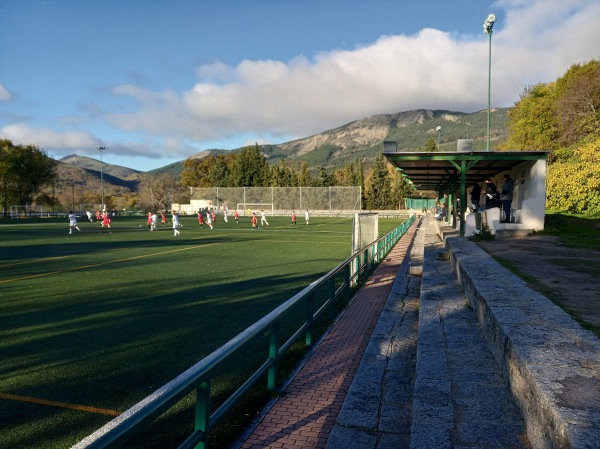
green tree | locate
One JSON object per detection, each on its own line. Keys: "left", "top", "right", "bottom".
{"left": 424, "top": 138, "right": 437, "bottom": 152}
{"left": 333, "top": 160, "right": 361, "bottom": 187}
{"left": 555, "top": 60, "right": 600, "bottom": 146}
{"left": 207, "top": 155, "right": 234, "bottom": 187}
{"left": 390, "top": 169, "right": 415, "bottom": 209}
{"left": 546, "top": 138, "right": 600, "bottom": 214}
{"left": 498, "top": 83, "right": 560, "bottom": 152}
{"left": 0, "top": 139, "right": 57, "bottom": 216}
{"left": 180, "top": 157, "right": 210, "bottom": 187}
{"left": 231, "top": 144, "right": 269, "bottom": 187}
{"left": 364, "top": 154, "right": 391, "bottom": 209}
{"left": 315, "top": 167, "right": 334, "bottom": 187}
{"left": 297, "top": 162, "right": 312, "bottom": 187}
{"left": 358, "top": 159, "right": 365, "bottom": 208}
{"left": 269, "top": 161, "right": 297, "bottom": 187}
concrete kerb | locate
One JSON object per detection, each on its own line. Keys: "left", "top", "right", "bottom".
{"left": 434, "top": 221, "right": 600, "bottom": 449}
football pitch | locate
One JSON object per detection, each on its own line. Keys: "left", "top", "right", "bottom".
{"left": 0, "top": 214, "right": 403, "bottom": 449}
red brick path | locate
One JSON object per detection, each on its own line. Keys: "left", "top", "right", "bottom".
{"left": 239, "top": 222, "right": 418, "bottom": 449}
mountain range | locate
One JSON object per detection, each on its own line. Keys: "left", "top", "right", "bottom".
{"left": 55, "top": 108, "right": 510, "bottom": 195}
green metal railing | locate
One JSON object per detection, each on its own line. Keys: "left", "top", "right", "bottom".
{"left": 73, "top": 214, "right": 416, "bottom": 449}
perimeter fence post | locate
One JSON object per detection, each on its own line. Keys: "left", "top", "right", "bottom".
{"left": 344, "top": 264, "right": 351, "bottom": 300}
{"left": 267, "top": 323, "right": 280, "bottom": 391}
{"left": 305, "top": 293, "right": 314, "bottom": 347}
{"left": 194, "top": 380, "right": 211, "bottom": 449}
{"left": 329, "top": 277, "right": 336, "bottom": 320}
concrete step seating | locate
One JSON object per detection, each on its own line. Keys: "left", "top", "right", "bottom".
{"left": 434, "top": 221, "right": 600, "bottom": 448}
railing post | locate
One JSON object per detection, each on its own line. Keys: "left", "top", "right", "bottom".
{"left": 267, "top": 323, "right": 280, "bottom": 391}
{"left": 194, "top": 380, "right": 211, "bottom": 449}
{"left": 305, "top": 293, "right": 314, "bottom": 347}
{"left": 329, "top": 277, "right": 336, "bottom": 320}
{"left": 344, "top": 264, "right": 351, "bottom": 299}
{"left": 361, "top": 251, "right": 367, "bottom": 284}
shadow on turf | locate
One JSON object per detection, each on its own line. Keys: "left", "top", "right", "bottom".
{"left": 1, "top": 268, "right": 331, "bottom": 449}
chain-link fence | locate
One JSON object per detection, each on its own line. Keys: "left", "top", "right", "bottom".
{"left": 189, "top": 187, "right": 362, "bottom": 213}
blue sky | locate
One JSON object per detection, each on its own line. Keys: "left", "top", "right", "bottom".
{"left": 1, "top": 0, "right": 599, "bottom": 172}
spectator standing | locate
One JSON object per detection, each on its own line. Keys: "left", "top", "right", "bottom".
{"left": 500, "top": 174, "right": 515, "bottom": 223}
{"left": 484, "top": 179, "right": 499, "bottom": 209}
{"left": 470, "top": 182, "right": 482, "bottom": 212}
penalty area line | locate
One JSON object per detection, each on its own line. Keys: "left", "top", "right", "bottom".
{"left": 0, "top": 392, "right": 121, "bottom": 417}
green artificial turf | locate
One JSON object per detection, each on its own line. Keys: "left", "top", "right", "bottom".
{"left": 0, "top": 215, "right": 403, "bottom": 449}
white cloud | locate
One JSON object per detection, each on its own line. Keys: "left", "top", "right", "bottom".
{"left": 102, "top": 0, "right": 600, "bottom": 149}
{"left": 0, "top": 123, "right": 98, "bottom": 150}
{"left": 2, "top": 0, "right": 599, "bottom": 168}
{"left": 0, "top": 123, "right": 168, "bottom": 160}
{"left": 0, "top": 83, "right": 11, "bottom": 101}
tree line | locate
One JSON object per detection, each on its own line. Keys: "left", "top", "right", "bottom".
{"left": 178, "top": 144, "right": 415, "bottom": 210}
{"left": 0, "top": 138, "right": 415, "bottom": 217}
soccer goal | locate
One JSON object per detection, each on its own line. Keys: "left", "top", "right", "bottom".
{"left": 351, "top": 212, "right": 379, "bottom": 287}
{"left": 236, "top": 203, "right": 274, "bottom": 216}
{"left": 9, "top": 205, "right": 30, "bottom": 218}
{"left": 352, "top": 212, "right": 379, "bottom": 253}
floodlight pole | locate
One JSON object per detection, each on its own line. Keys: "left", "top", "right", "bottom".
{"left": 97, "top": 146, "right": 106, "bottom": 211}
{"left": 436, "top": 126, "right": 441, "bottom": 151}
{"left": 484, "top": 14, "right": 496, "bottom": 152}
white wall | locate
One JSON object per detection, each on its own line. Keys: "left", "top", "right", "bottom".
{"left": 465, "top": 159, "right": 547, "bottom": 236}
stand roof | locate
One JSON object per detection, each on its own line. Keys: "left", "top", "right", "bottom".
{"left": 382, "top": 146, "right": 548, "bottom": 192}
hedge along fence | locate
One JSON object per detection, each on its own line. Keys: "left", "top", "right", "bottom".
{"left": 72, "top": 215, "right": 416, "bottom": 449}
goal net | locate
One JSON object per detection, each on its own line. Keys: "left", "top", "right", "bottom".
{"left": 10, "top": 205, "right": 31, "bottom": 218}
{"left": 352, "top": 213, "right": 379, "bottom": 253}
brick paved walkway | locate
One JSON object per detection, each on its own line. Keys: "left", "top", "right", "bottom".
{"left": 239, "top": 222, "right": 419, "bottom": 449}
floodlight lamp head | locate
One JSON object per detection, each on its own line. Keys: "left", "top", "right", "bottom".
{"left": 483, "top": 13, "right": 496, "bottom": 34}
{"left": 436, "top": 126, "right": 442, "bottom": 131}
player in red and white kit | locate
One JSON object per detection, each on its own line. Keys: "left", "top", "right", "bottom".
{"left": 251, "top": 212, "right": 258, "bottom": 230}
{"left": 197, "top": 211, "right": 204, "bottom": 228}
{"left": 101, "top": 212, "right": 111, "bottom": 234}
